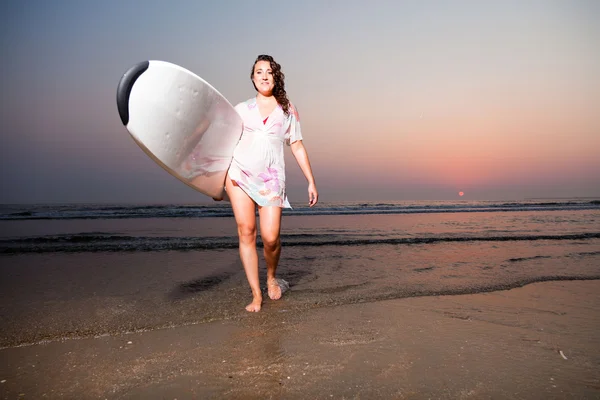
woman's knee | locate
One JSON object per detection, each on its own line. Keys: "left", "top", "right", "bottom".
{"left": 261, "top": 234, "right": 280, "bottom": 252}
{"left": 237, "top": 223, "right": 257, "bottom": 243}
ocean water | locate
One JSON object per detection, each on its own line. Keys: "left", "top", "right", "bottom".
{"left": 1, "top": 199, "right": 599, "bottom": 347}
{"left": 1, "top": 199, "right": 599, "bottom": 252}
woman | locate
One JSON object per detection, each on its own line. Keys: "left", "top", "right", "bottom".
{"left": 227, "top": 55, "right": 318, "bottom": 312}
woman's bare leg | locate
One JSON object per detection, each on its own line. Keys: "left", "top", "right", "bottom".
{"left": 226, "top": 176, "right": 262, "bottom": 312}
{"left": 258, "top": 205, "right": 283, "bottom": 300}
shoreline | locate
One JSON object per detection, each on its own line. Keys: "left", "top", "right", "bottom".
{"left": 2, "top": 275, "right": 599, "bottom": 351}
{"left": 1, "top": 279, "right": 599, "bottom": 399}
{"left": 2, "top": 237, "right": 600, "bottom": 349}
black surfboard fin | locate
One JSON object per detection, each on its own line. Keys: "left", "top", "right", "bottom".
{"left": 116, "top": 61, "right": 149, "bottom": 125}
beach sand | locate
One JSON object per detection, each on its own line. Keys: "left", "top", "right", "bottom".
{"left": 1, "top": 280, "right": 599, "bottom": 399}
{"left": 1, "top": 209, "right": 599, "bottom": 398}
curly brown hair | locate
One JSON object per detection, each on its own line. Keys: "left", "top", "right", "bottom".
{"left": 250, "top": 54, "right": 290, "bottom": 116}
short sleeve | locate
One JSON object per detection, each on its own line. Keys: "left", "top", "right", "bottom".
{"left": 234, "top": 102, "right": 246, "bottom": 118}
{"left": 284, "top": 103, "right": 303, "bottom": 146}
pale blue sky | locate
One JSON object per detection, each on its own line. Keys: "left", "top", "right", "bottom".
{"left": 1, "top": 0, "right": 599, "bottom": 203}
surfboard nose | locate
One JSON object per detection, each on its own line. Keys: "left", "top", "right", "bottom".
{"left": 116, "top": 61, "right": 150, "bottom": 125}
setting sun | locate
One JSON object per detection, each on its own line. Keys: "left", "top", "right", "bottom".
{"left": 458, "top": 191, "right": 464, "bottom": 197}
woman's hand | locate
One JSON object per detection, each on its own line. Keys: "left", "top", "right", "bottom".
{"left": 290, "top": 140, "right": 318, "bottom": 207}
{"left": 308, "top": 182, "right": 318, "bottom": 207}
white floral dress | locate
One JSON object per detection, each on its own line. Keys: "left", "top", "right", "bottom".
{"left": 227, "top": 97, "right": 303, "bottom": 208}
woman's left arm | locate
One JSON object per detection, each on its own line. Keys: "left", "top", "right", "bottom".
{"left": 290, "top": 140, "right": 318, "bottom": 207}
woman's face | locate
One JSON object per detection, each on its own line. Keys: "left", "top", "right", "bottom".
{"left": 252, "top": 60, "right": 274, "bottom": 95}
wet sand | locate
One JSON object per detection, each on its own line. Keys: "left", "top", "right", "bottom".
{"left": 1, "top": 210, "right": 599, "bottom": 398}
{"left": 2, "top": 236, "right": 600, "bottom": 348}
{"left": 1, "top": 280, "right": 599, "bottom": 399}
{"left": 2, "top": 238, "right": 600, "bottom": 348}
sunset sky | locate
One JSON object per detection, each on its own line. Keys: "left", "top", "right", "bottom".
{"left": 1, "top": 0, "right": 598, "bottom": 204}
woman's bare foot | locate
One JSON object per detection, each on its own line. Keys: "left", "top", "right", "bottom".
{"left": 245, "top": 294, "right": 262, "bottom": 312}
{"left": 267, "top": 279, "right": 282, "bottom": 300}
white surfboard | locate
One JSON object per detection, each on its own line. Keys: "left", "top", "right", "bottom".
{"left": 117, "top": 60, "right": 242, "bottom": 199}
